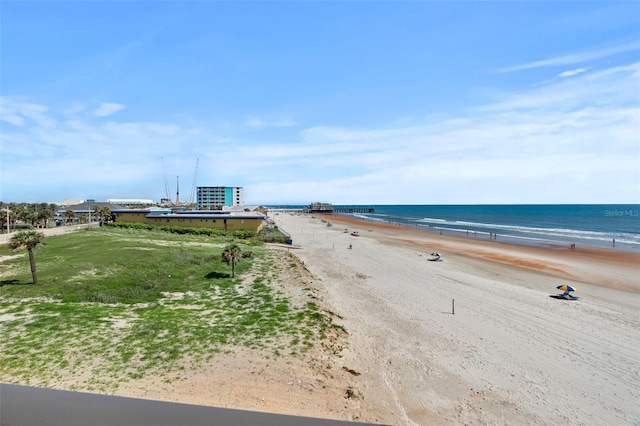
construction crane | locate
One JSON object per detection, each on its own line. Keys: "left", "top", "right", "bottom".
{"left": 189, "top": 158, "right": 199, "bottom": 205}
{"left": 161, "top": 157, "right": 171, "bottom": 205}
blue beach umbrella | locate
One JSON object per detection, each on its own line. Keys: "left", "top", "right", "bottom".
{"left": 557, "top": 284, "right": 576, "bottom": 292}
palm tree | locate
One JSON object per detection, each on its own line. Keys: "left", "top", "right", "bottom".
{"left": 97, "top": 206, "right": 112, "bottom": 225}
{"left": 9, "top": 230, "right": 46, "bottom": 284}
{"left": 17, "top": 206, "right": 30, "bottom": 225}
{"left": 63, "top": 210, "right": 75, "bottom": 224}
{"left": 8, "top": 203, "right": 19, "bottom": 230}
{"left": 37, "top": 207, "right": 53, "bottom": 228}
{"left": 221, "top": 243, "right": 242, "bottom": 278}
{"left": 26, "top": 212, "right": 38, "bottom": 227}
{"left": 0, "top": 205, "right": 9, "bottom": 233}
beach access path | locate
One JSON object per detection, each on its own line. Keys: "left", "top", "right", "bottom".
{"left": 273, "top": 213, "right": 640, "bottom": 425}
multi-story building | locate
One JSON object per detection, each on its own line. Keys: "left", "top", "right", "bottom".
{"left": 196, "top": 187, "right": 244, "bottom": 210}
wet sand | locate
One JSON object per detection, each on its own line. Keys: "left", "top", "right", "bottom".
{"left": 325, "top": 214, "right": 640, "bottom": 293}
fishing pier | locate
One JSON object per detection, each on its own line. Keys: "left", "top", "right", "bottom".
{"left": 267, "top": 203, "right": 375, "bottom": 215}
{"left": 306, "top": 203, "right": 375, "bottom": 214}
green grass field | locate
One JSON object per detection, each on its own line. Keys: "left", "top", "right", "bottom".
{"left": 0, "top": 227, "right": 343, "bottom": 392}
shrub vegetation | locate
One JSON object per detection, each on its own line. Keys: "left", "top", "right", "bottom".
{"left": 0, "top": 227, "right": 342, "bottom": 392}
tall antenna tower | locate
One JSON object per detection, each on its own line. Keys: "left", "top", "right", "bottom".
{"left": 189, "top": 158, "right": 199, "bottom": 205}
{"left": 175, "top": 176, "right": 180, "bottom": 206}
{"left": 161, "top": 157, "right": 171, "bottom": 205}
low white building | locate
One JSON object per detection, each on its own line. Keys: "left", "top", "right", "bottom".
{"left": 107, "top": 199, "right": 155, "bottom": 208}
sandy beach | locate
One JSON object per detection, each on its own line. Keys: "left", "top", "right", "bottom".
{"left": 266, "top": 212, "right": 640, "bottom": 425}
{"left": 3, "top": 218, "right": 639, "bottom": 424}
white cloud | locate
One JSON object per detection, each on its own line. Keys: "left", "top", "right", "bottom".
{"left": 558, "top": 67, "right": 590, "bottom": 77}
{"left": 496, "top": 41, "right": 639, "bottom": 73}
{"left": 245, "top": 117, "right": 296, "bottom": 128}
{"left": 0, "top": 113, "right": 24, "bottom": 126}
{"left": 482, "top": 62, "right": 639, "bottom": 113}
{"left": 93, "top": 102, "right": 126, "bottom": 117}
{"left": 238, "top": 62, "right": 640, "bottom": 204}
{"left": 2, "top": 60, "right": 638, "bottom": 204}
{"left": 0, "top": 97, "right": 56, "bottom": 127}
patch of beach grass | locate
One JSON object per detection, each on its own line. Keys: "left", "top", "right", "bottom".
{"left": 0, "top": 227, "right": 345, "bottom": 392}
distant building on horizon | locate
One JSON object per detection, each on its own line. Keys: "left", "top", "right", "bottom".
{"left": 107, "top": 199, "right": 155, "bottom": 208}
{"left": 55, "top": 201, "right": 125, "bottom": 224}
{"left": 60, "top": 199, "right": 85, "bottom": 206}
{"left": 196, "top": 187, "right": 243, "bottom": 210}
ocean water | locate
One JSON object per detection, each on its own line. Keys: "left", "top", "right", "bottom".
{"left": 338, "top": 205, "right": 640, "bottom": 252}
{"left": 268, "top": 204, "right": 640, "bottom": 251}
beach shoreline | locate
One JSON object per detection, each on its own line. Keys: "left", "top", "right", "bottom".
{"left": 269, "top": 212, "right": 640, "bottom": 424}
{"left": 335, "top": 211, "right": 639, "bottom": 253}
{"left": 318, "top": 213, "right": 640, "bottom": 293}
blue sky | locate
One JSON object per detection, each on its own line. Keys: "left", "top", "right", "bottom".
{"left": 1, "top": 1, "right": 639, "bottom": 205}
